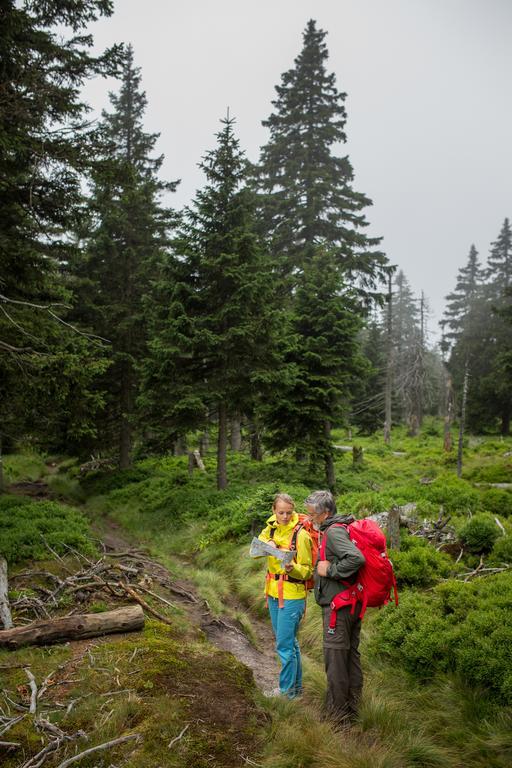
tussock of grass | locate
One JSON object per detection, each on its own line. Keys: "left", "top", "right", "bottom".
{"left": 3, "top": 452, "right": 47, "bottom": 484}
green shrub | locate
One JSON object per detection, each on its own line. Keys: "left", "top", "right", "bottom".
{"left": 0, "top": 495, "right": 95, "bottom": 564}
{"left": 370, "top": 572, "right": 512, "bottom": 703}
{"left": 79, "top": 466, "right": 152, "bottom": 496}
{"left": 199, "top": 483, "right": 311, "bottom": 547}
{"left": 3, "top": 453, "right": 47, "bottom": 484}
{"left": 466, "top": 461, "right": 512, "bottom": 483}
{"left": 459, "top": 514, "right": 500, "bottom": 554}
{"left": 421, "top": 476, "right": 480, "bottom": 514}
{"left": 480, "top": 487, "right": 512, "bottom": 518}
{"left": 489, "top": 535, "right": 512, "bottom": 565}
{"left": 390, "top": 536, "right": 453, "bottom": 587}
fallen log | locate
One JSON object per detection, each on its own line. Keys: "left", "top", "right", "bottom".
{"left": 0, "top": 557, "right": 13, "bottom": 630}
{"left": 0, "top": 605, "right": 144, "bottom": 650}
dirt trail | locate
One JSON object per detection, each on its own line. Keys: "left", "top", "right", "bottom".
{"left": 99, "top": 521, "right": 280, "bottom": 695}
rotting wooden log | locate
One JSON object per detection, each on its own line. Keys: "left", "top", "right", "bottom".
{"left": 0, "top": 605, "right": 144, "bottom": 650}
{"left": 0, "top": 557, "right": 13, "bottom": 630}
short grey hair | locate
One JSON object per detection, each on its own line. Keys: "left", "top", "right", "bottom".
{"left": 305, "top": 490, "right": 337, "bottom": 516}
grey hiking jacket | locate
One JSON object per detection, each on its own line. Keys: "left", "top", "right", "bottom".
{"left": 314, "top": 515, "right": 366, "bottom": 606}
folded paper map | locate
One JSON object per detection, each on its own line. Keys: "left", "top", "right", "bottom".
{"left": 249, "top": 537, "right": 295, "bottom": 565}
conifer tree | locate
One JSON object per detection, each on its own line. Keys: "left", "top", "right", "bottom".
{"left": 0, "top": 0, "right": 121, "bottom": 457}
{"left": 73, "top": 47, "right": 176, "bottom": 466}
{"left": 479, "top": 220, "right": 512, "bottom": 433}
{"left": 141, "top": 117, "right": 282, "bottom": 489}
{"left": 440, "top": 245, "right": 494, "bottom": 433}
{"left": 486, "top": 218, "right": 512, "bottom": 295}
{"left": 262, "top": 247, "right": 363, "bottom": 488}
{"left": 350, "top": 318, "right": 386, "bottom": 435}
{"left": 440, "top": 245, "right": 484, "bottom": 353}
{"left": 390, "top": 271, "right": 423, "bottom": 433}
{"left": 256, "top": 19, "right": 388, "bottom": 294}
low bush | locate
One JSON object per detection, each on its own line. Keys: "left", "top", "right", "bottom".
{"left": 390, "top": 535, "right": 453, "bottom": 587}
{"left": 420, "top": 475, "right": 481, "bottom": 514}
{"left": 3, "top": 453, "right": 47, "bottom": 484}
{"left": 79, "top": 466, "right": 152, "bottom": 496}
{"left": 466, "top": 461, "right": 512, "bottom": 483}
{"left": 459, "top": 514, "right": 501, "bottom": 554}
{"left": 0, "top": 495, "right": 95, "bottom": 564}
{"left": 489, "top": 535, "right": 512, "bottom": 565}
{"left": 369, "top": 572, "right": 512, "bottom": 704}
{"left": 198, "top": 482, "right": 311, "bottom": 547}
{"left": 480, "top": 487, "right": 512, "bottom": 518}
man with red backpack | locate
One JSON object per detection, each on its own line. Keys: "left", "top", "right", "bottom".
{"left": 306, "top": 490, "right": 365, "bottom": 726}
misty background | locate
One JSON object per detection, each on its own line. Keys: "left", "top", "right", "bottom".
{"left": 82, "top": 0, "right": 512, "bottom": 339}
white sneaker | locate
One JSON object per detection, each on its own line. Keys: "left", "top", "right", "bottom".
{"left": 264, "top": 687, "right": 283, "bottom": 698}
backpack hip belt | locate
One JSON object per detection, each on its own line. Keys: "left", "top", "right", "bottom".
{"left": 265, "top": 571, "right": 305, "bottom": 608}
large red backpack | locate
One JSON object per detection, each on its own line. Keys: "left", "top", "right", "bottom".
{"left": 319, "top": 518, "right": 398, "bottom": 631}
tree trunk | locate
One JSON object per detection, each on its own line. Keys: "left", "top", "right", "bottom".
{"left": 0, "top": 557, "right": 13, "bottom": 630}
{"left": 324, "top": 421, "right": 336, "bottom": 490}
{"left": 384, "top": 272, "right": 393, "bottom": 444}
{"left": 199, "top": 431, "right": 209, "bottom": 457}
{"left": 407, "top": 412, "right": 419, "bottom": 437}
{"left": 352, "top": 445, "right": 364, "bottom": 466}
{"left": 249, "top": 422, "right": 263, "bottom": 461}
{"left": 217, "top": 402, "right": 228, "bottom": 490}
{"left": 173, "top": 436, "right": 187, "bottom": 456}
{"left": 230, "top": 414, "right": 242, "bottom": 451}
{"left": 443, "top": 372, "right": 454, "bottom": 451}
{"left": 387, "top": 506, "right": 401, "bottom": 550}
{"left": 501, "top": 406, "right": 511, "bottom": 437}
{"left": 0, "top": 605, "right": 144, "bottom": 650}
{"left": 457, "top": 361, "right": 469, "bottom": 478}
{"left": 0, "top": 432, "right": 4, "bottom": 494}
{"left": 119, "top": 365, "right": 133, "bottom": 469}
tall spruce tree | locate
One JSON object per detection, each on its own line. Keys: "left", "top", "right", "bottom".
{"left": 262, "top": 247, "right": 364, "bottom": 488}
{"left": 486, "top": 218, "right": 512, "bottom": 295}
{"left": 256, "top": 19, "right": 388, "bottom": 294}
{"left": 441, "top": 244, "right": 495, "bottom": 433}
{"left": 255, "top": 19, "right": 389, "bottom": 465}
{"left": 350, "top": 317, "right": 386, "bottom": 435}
{"left": 480, "top": 219, "right": 512, "bottom": 433}
{"left": 440, "top": 245, "right": 484, "bottom": 352}
{"left": 73, "top": 47, "right": 176, "bottom": 465}
{"left": 141, "top": 116, "right": 282, "bottom": 489}
{"left": 0, "top": 0, "right": 121, "bottom": 462}
{"left": 391, "top": 271, "right": 424, "bottom": 434}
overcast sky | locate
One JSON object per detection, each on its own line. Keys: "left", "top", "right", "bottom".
{"left": 83, "top": 0, "right": 512, "bottom": 341}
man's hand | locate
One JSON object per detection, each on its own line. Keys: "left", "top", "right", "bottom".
{"left": 284, "top": 562, "right": 293, "bottom": 573}
{"left": 267, "top": 540, "right": 277, "bottom": 548}
{"left": 316, "top": 559, "right": 330, "bottom": 577}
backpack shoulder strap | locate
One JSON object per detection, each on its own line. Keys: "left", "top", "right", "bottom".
{"left": 319, "top": 522, "right": 348, "bottom": 560}
{"left": 289, "top": 522, "right": 303, "bottom": 552}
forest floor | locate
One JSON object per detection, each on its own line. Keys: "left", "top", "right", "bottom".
{"left": 2, "top": 431, "right": 512, "bottom": 768}
{"left": 1, "top": 476, "right": 280, "bottom": 768}
{"left": 95, "top": 514, "right": 280, "bottom": 695}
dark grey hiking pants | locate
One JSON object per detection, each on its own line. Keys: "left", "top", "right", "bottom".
{"left": 322, "top": 603, "right": 363, "bottom": 723}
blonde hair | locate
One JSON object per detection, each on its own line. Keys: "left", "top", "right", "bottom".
{"left": 272, "top": 493, "right": 295, "bottom": 510}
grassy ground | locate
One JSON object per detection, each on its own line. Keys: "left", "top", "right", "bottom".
{"left": 2, "top": 424, "right": 512, "bottom": 767}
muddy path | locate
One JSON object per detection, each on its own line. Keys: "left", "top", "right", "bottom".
{"left": 99, "top": 521, "right": 280, "bottom": 696}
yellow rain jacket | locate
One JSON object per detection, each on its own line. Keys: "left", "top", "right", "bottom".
{"left": 259, "top": 512, "right": 313, "bottom": 601}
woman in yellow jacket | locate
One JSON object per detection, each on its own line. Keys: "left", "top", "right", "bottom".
{"left": 258, "top": 493, "right": 313, "bottom": 698}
